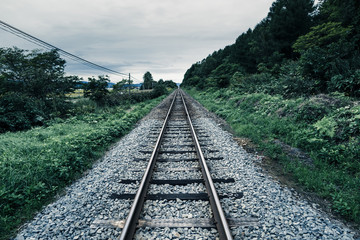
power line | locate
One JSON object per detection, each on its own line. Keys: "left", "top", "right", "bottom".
{"left": 0, "top": 20, "right": 129, "bottom": 77}
{"left": 130, "top": 75, "right": 141, "bottom": 82}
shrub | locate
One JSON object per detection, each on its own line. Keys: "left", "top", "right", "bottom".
{"left": 294, "top": 95, "right": 344, "bottom": 124}
{"left": 329, "top": 70, "right": 360, "bottom": 97}
{"left": 313, "top": 116, "right": 337, "bottom": 138}
{"left": 102, "top": 89, "right": 167, "bottom": 106}
{"left": 236, "top": 73, "right": 276, "bottom": 94}
{"left": 0, "top": 92, "right": 45, "bottom": 132}
{"left": 83, "top": 76, "right": 110, "bottom": 105}
{"left": 70, "top": 98, "right": 97, "bottom": 115}
{"left": 295, "top": 100, "right": 330, "bottom": 124}
{"left": 152, "top": 83, "right": 168, "bottom": 97}
{"left": 277, "top": 61, "right": 316, "bottom": 98}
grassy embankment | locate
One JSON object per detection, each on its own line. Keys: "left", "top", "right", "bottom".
{"left": 0, "top": 95, "right": 166, "bottom": 240}
{"left": 186, "top": 88, "right": 359, "bottom": 224}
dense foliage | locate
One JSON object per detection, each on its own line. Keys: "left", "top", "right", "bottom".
{"left": 0, "top": 48, "right": 177, "bottom": 133}
{"left": 139, "top": 71, "right": 177, "bottom": 91}
{"left": 84, "top": 75, "right": 110, "bottom": 105}
{"left": 182, "top": 0, "right": 360, "bottom": 226}
{"left": 142, "top": 71, "right": 154, "bottom": 90}
{"left": 0, "top": 48, "right": 79, "bottom": 132}
{"left": 108, "top": 74, "right": 176, "bottom": 106}
{"left": 181, "top": 0, "right": 360, "bottom": 97}
{"left": 0, "top": 96, "right": 166, "bottom": 240}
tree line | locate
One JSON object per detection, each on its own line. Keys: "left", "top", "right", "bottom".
{"left": 0, "top": 48, "right": 177, "bottom": 132}
{"left": 181, "top": 0, "right": 360, "bottom": 98}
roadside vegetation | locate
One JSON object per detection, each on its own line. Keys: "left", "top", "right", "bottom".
{"left": 182, "top": 0, "right": 359, "bottom": 224}
{"left": 0, "top": 96, "right": 166, "bottom": 239}
{"left": 187, "top": 88, "right": 359, "bottom": 223}
{"left": 0, "top": 47, "right": 176, "bottom": 133}
{"left": 0, "top": 47, "right": 177, "bottom": 238}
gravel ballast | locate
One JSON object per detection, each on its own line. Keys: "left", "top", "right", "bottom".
{"left": 15, "top": 92, "right": 357, "bottom": 239}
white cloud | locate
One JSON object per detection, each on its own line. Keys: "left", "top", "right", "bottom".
{"left": 1, "top": 0, "right": 274, "bottom": 83}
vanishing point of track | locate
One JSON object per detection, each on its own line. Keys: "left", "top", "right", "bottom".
{"left": 119, "top": 89, "right": 234, "bottom": 239}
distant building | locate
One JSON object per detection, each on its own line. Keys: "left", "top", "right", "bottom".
{"left": 121, "top": 83, "right": 143, "bottom": 89}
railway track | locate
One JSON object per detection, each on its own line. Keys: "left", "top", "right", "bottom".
{"left": 105, "top": 89, "right": 243, "bottom": 239}
{"left": 17, "top": 89, "right": 357, "bottom": 240}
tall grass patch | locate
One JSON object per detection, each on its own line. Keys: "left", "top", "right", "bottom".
{"left": 186, "top": 88, "right": 360, "bottom": 224}
{"left": 0, "top": 96, "right": 165, "bottom": 240}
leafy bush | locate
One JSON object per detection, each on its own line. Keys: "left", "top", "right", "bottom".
{"left": 0, "top": 92, "right": 45, "bottom": 132}
{"left": 103, "top": 88, "right": 168, "bottom": 107}
{"left": 294, "top": 94, "right": 346, "bottom": 124}
{"left": 295, "top": 100, "right": 330, "bottom": 124}
{"left": 83, "top": 75, "right": 110, "bottom": 105}
{"left": 234, "top": 73, "right": 276, "bottom": 94}
{"left": 332, "top": 105, "right": 360, "bottom": 141}
{"left": 298, "top": 39, "right": 360, "bottom": 95}
{"left": 228, "top": 62, "right": 318, "bottom": 98}
{"left": 329, "top": 70, "right": 360, "bottom": 97}
{"left": 152, "top": 83, "right": 168, "bottom": 97}
{"left": 69, "top": 98, "right": 97, "bottom": 115}
{"left": 313, "top": 116, "right": 337, "bottom": 138}
{"left": 0, "top": 47, "right": 79, "bottom": 132}
{"left": 277, "top": 61, "right": 316, "bottom": 98}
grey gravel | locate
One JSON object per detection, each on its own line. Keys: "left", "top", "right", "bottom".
{"left": 141, "top": 199, "right": 212, "bottom": 219}
{"left": 15, "top": 92, "right": 357, "bottom": 239}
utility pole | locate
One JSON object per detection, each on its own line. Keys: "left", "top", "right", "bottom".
{"left": 128, "top": 73, "right": 131, "bottom": 96}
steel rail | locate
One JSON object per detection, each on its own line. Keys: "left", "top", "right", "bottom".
{"left": 119, "top": 90, "right": 178, "bottom": 240}
{"left": 179, "top": 90, "right": 233, "bottom": 240}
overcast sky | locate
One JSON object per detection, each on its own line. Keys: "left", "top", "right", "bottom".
{"left": 1, "top": 0, "right": 275, "bottom": 83}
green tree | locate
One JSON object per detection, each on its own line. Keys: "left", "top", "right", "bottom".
{"left": 84, "top": 75, "right": 110, "bottom": 104}
{"left": 142, "top": 71, "right": 153, "bottom": 89}
{"left": 183, "top": 63, "right": 201, "bottom": 87}
{"left": 318, "top": 0, "right": 360, "bottom": 52}
{"left": 266, "top": 0, "right": 315, "bottom": 59}
{"left": 0, "top": 48, "right": 78, "bottom": 99}
{"left": 113, "top": 79, "right": 129, "bottom": 92}
{"left": 294, "top": 20, "right": 359, "bottom": 95}
{"left": 163, "top": 80, "right": 177, "bottom": 89}
{"left": 0, "top": 47, "right": 79, "bottom": 131}
{"left": 293, "top": 22, "right": 352, "bottom": 52}
{"left": 200, "top": 55, "right": 218, "bottom": 77}
{"left": 229, "top": 29, "right": 257, "bottom": 73}
{"left": 152, "top": 79, "right": 167, "bottom": 97}
{"left": 319, "top": 0, "right": 360, "bottom": 30}
{"left": 0, "top": 92, "right": 45, "bottom": 132}
{"left": 248, "top": 20, "right": 278, "bottom": 67}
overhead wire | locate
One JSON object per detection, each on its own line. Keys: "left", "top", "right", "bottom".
{"left": 0, "top": 20, "right": 130, "bottom": 78}
{"left": 0, "top": 25, "right": 49, "bottom": 49}
{"left": 130, "top": 75, "right": 141, "bottom": 82}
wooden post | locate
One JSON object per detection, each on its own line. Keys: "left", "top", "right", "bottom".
{"left": 128, "top": 73, "right": 131, "bottom": 96}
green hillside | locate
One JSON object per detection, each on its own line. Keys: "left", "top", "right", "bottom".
{"left": 182, "top": 0, "right": 360, "bottom": 224}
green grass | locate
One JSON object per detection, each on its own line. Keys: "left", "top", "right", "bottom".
{"left": 186, "top": 88, "right": 360, "bottom": 224}
{"left": 0, "top": 95, "right": 165, "bottom": 240}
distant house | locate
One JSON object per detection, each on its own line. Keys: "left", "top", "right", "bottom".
{"left": 121, "top": 83, "right": 143, "bottom": 90}
{"left": 131, "top": 83, "right": 143, "bottom": 89}
{"left": 76, "top": 81, "right": 115, "bottom": 89}
{"left": 107, "top": 82, "right": 115, "bottom": 88}
{"left": 80, "top": 81, "right": 143, "bottom": 90}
